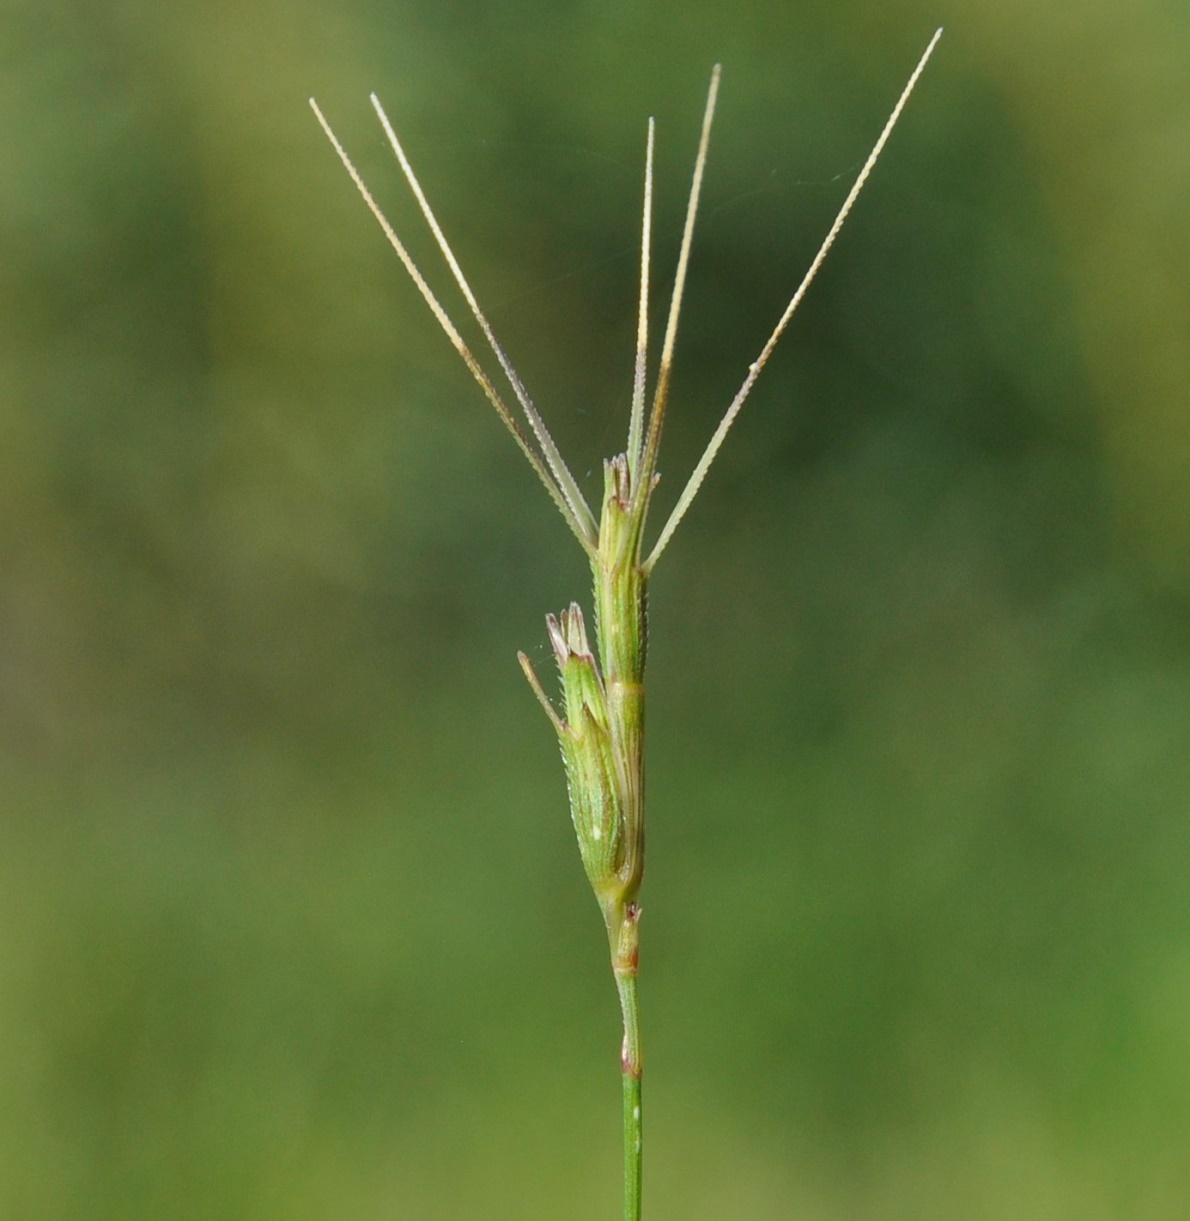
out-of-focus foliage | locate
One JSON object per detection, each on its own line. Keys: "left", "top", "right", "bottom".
{"left": 3, "top": 1, "right": 1189, "bottom": 1217}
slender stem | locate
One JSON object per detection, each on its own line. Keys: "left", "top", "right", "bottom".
{"left": 616, "top": 970, "right": 643, "bottom": 1221}
{"left": 622, "top": 1073, "right": 642, "bottom": 1221}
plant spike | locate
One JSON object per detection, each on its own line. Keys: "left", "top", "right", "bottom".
{"left": 646, "top": 26, "right": 944, "bottom": 570}
{"left": 311, "top": 36, "right": 939, "bottom": 1221}
{"left": 636, "top": 64, "right": 721, "bottom": 505}
{"left": 369, "top": 95, "right": 598, "bottom": 541}
{"left": 626, "top": 118, "right": 655, "bottom": 484}
{"left": 308, "top": 99, "right": 598, "bottom": 555}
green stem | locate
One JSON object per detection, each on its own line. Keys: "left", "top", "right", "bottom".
{"left": 616, "top": 969, "right": 642, "bottom": 1221}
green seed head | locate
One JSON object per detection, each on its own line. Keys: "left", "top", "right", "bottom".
{"left": 312, "top": 26, "right": 941, "bottom": 972}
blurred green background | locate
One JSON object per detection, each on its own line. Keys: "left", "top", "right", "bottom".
{"left": 3, "top": 0, "right": 1190, "bottom": 1217}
